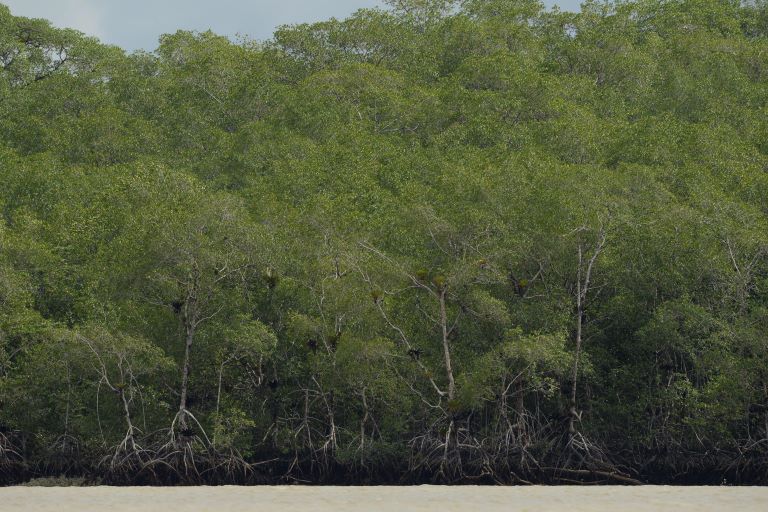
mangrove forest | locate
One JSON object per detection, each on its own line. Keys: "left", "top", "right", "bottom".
{"left": 1, "top": 0, "right": 768, "bottom": 485}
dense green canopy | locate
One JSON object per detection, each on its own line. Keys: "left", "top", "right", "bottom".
{"left": 1, "top": 0, "right": 767, "bottom": 484}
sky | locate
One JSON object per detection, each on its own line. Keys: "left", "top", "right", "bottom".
{"left": 3, "top": 0, "right": 583, "bottom": 52}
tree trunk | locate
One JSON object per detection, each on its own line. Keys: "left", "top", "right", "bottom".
{"left": 178, "top": 324, "right": 196, "bottom": 430}
{"left": 514, "top": 378, "right": 527, "bottom": 441}
{"left": 439, "top": 289, "right": 456, "bottom": 402}
{"left": 118, "top": 388, "right": 137, "bottom": 451}
{"left": 568, "top": 230, "right": 606, "bottom": 435}
{"left": 213, "top": 359, "right": 227, "bottom": 448}
{"left": 438, "top": 289, "right": 458, "bottom": 469}
{"left": 569, "top": 289, "right": 583, "bottom": 435}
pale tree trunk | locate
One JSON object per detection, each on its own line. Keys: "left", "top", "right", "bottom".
{"left": 439, "top": 288, "right": 456, "bottom": 402}
{"left": 177, "top": 272, "right": 200, "bottom": 432}
{"left": 438, "top": 287, "right": 458, "bottom": 468}
{"left": 569, "top": 228, "right": 606, "bottom": 435}
{"left": 78, "top": 335, "right": 139, "bottom": 455}
{"left": 118, "top": 387, "right": 137, "bottom": 452}
{"left": 514, "top": 378, "right": 527, "bottom": 441}
{"left": 178, "top": 323, "right": 196, "bottom": 430}
{"left": 569, "top": 247, "right": 584, "bottom": 435}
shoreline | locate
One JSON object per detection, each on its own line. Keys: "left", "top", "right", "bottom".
{"left": 2, "top": 485, "right": 767, "bottom": 512}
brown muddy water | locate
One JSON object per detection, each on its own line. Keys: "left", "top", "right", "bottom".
{"left": 2, "top": 485, "right": 767, "bottom": 511}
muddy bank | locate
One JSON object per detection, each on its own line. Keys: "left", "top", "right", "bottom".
{"left": 2, "top": 485, "right": 768, "bottom": 512}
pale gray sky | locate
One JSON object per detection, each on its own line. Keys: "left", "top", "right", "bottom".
{"left": 2, "top": 0, "right": 583, "bottom": 52}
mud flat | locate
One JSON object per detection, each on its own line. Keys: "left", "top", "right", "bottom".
{"left": 2, "top": 485, "right": 767, "bottom": 512}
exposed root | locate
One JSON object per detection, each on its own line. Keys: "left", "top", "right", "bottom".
{"left": 546, "top": 429, "right": 641, "bottom": 484}
{"left": 0, "top": 430, "right": 26, "bottom": 484}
